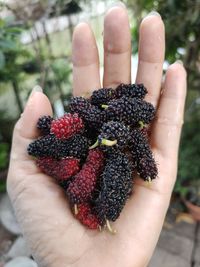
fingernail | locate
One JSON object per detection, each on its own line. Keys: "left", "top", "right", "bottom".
{"left": 113, "top": 1, "right": 126, "bottom": 8}
{"left": 109, "top": 1, "right": 126, "bottom": 10}
{"left": 175, "top": 60, "right": 183, "bottom": 65}
{"left": 22, "top": 86, "right": 43, "bottom": 115}
{"left": 30, "top": 85, "right": 43, "bottom": 96}
{"left": 144, "top": 11, "right": 161, "bottom": 19}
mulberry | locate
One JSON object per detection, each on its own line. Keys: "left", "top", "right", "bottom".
{"left": 91, "top": 121, "right": 130, "bottom": 152}
{"left": 116, "top": 83, "right": 147, "bottom": 99}
{"left": 90, "top": 88, "right": 116, "bottom": 106}
{"left": 27, "top": 134, "right": 89, "bottom": 160}
{"left": 106, "top": 97, "right": 155, "bottom": 125}
{"left": 67, "top": 164, "right": 96, "bottom": 204}
{"left": 76, "top": 203, "right": 100, "bottom": 229}
{"left": 27, "top": 134, "right": 60, "bottom": 158}
{"left": 67, "top": 149, "right": 104, "bottom": 204}
{"left": 37, "top": 115, "right": 53, "bottom": 135}
{"left": 69, "top": 96, "right": 107, "bottom": 128}
{"left": 51, "top": 113, "right": 84, "bottom": 139}
{"left": 94, "top": 152, "right": 133, "bottom": 224}
{"left": 129, "top": 129, "right": 158, "bottom": 181}
{"left": 36, "top": 157, "right": 80, "bottom": 181}
{"left": 86, "top": 149, "right": 104, "bottom": 175}
{"left": 59, "top": 134, "right": 89, "bottom": 160}
{"left": 137, "top": 155, "right": 158, "bottom": 181}
{"left": 69, "top": 97, "right": 91, "bottom": 115}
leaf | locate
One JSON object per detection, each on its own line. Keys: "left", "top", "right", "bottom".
{"left": 0, "top": 39, "right": 17, "bottom": 50}
{"left": 0, "top": 50, "right": 5, "bottom": 69}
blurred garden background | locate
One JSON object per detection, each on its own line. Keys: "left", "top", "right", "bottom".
{"left": 0, "top": 0, "right": 200, "bottom": 266}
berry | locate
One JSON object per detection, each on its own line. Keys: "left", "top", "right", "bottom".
{"left": 36, "top": 157, "right": 80, "bottom": 181}
{"left": 97, "top": 121, "right": 130, "bottom": 151}
{"left": 27, "top": 134, "right": 60, "bottom": 158}
{"left": 58, "top": 178, "right": 74, "bottom": 190}
{"left": 69, "top": 97, "right": 91, "bottom": 114}
{"left": 69, "top": 96, "right": 107, "bottom": 128}
{"left": 27, "top": 134, "right": 89, "bottom": 160}
{"left": 51, "top": 113, "right": 84, "bottom": 139}
{"left": 59, "top": 134, "right": 89, "bottom": 160}
{"left": 67, "top": 149, "right": 104, "bottom": 204}
{"left": 93, "top": 152, "right": 133, "bottom": 224}
{"left": 116, "top": 83, "right": 147, "bottom": 99}
{"left": 67, "top": 165, "right": 96, "bottom": 204}
{"left": 37, "top": 115, "right": 53, "bottom": 135}
{"left": 76, "top": 203, "right": 100, "bottom": 229}
{"left": 137, "top": 155, "right": 158, "bottom": 181}
{"left": 129, "top": 129, "right": 152, "bottom": 160}
{"left": 86, "top": 149, "right": 104, "bottom": 175}
{"left": 90, "top": 88, "right": 116, "bottom": 106}
{"left": 106, "top": 96, "right": 155, "bottom": 125}
{"left": 129, "top": 129, "right": 158, "bottom": 181}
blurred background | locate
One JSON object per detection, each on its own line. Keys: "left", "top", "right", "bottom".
{"left": 0, "top": 0, "right": 200, "bottom": 266}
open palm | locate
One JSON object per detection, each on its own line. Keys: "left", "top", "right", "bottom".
{"left": 7, "top": 5, "right": 186, "bottom": 267}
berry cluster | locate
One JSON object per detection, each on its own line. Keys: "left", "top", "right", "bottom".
{"left": 27, "top": 83, "right": 158, "bottom": 232}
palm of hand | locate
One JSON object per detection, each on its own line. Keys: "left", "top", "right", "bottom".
{"left": 7, "top": 6, "right": 186, "bottom": 267}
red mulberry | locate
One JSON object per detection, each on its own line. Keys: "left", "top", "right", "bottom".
{"left": 36, "top": 157, "right": 80, "bottom": 181}
{"left": 51, "top": 113, "right": 84, "bottom": 139}
{"left": 76, "top": 203, "right": 100, "bottom": 229}
{"left": 67, "top": 165, "right": 96, "bottom": 204}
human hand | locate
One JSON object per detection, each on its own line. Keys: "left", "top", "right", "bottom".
{"left": 7, "top": 5, "right": 187, "bottom": 267}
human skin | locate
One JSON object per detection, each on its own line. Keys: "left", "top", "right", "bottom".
{"left": 7, "top": 4, "right": 187, "bottom": 267}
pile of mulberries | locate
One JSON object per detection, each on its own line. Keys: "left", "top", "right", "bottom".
{"left": 27, "top": 83, "right": 158, "bottom": 233}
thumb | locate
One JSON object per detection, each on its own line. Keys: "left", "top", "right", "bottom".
{"left": 11, "top": 86, "right": 53, "bottom": 162}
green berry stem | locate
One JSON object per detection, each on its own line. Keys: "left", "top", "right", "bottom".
{"left": 106, "top": 220, "right": 117, "bottom": 234}
{"left": 101, "top": 139, "right": 117, "bottom": 146}
{"left": 89, "top": 140, "right": 99, "bottom": 149}
{"left": 101, "top": 104, "right": 109, "bottom": 109}
{"left": 139, "top": 121, "right": 146, "bottom": 129}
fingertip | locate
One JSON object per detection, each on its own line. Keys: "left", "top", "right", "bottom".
{"left": 72, "top": 22, "right": 98, "bottom": 66}
{"left": 104, "top": 6, "right": 130, "bottom": 53}
{"left": 162, "top": 62, "right": 187, "bottom": 99}
{"left": 166, "top": 61, "right": 187, "bottom": 78}
{"left": 17, "top": 91, "right": 53, "bottom": 139}
{"left": 139, "top": 14, "right": 165, "bottom": 63}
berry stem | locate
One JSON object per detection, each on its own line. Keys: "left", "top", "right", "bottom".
{"left": 89, "top": 140, "right": 99, "bottom": 149}
{"left": 146, "top": 177, "right": 152, "bottom": 185}
{"left": 101, "top": 104, "right": 109, "bottom": 109}
{"left": 139, "top": 121, "right": 146, "bottom": 129}
{"left": 101, "top": 139, "right": 117, "bottom": 146}
{"left": 106, "top": 220, "right": 117, "bottom": 234}
{"left": 74, "top": 204, "right": 78, "bottom": 215}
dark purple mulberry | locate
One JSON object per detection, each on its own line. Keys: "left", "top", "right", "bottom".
{"left": 115, "top": 83, "right": 147, "bottom": 99}
{"left": 129, "top": 129, "right": 157, "bottom": 181}
{"left": 106, "top": 96, "right": 155, "bottom": 125}
{"left": 37, "top": 116, "right": 53, "bottom": 135}
{"left": 93, "top": 152, "right": 133, "bottom": 224}
{"left": 69, "top": 96, "right": 107, "bottom": 128}
{"left": 90, "top": 88, "right": 116, "bottom": 106}
{"left": 96, "top": 121, "right": 130, "bottom": 151}
{"left": 27, "top": 134, "right": 60, "bottom": 158}
{"left": 27, "top": 134, "right": 89, "bottom": 160}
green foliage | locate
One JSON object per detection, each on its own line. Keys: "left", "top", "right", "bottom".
{"left": 0, "top": 142, "right": 9, "bottom": 169}
{"left": 176, "top": 105, "right": 200, "bottom": 195}
{"left": 0, "top": 18, "right": 31, "bottom": 82}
